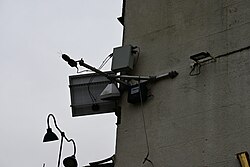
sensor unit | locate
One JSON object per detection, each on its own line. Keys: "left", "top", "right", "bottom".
{"left": 111, "top": 45, "right": 134, "bottom": 72}
{"left": 127, "top": 82, "right": 148, "bottom": 104}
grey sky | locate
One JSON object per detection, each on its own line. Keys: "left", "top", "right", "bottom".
{"left": 0, "top": 0, "right": 123, "bottom": 166}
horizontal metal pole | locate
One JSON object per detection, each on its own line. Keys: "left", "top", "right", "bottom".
{"left": 156, "top": 72, "right": 170, "bottom": 80}
{"left": 78, "top": 59, "right": 178, "bottom": 85}
{"left": 110, "top": 75, "right": 156, "bottom": 81}
{"left": 78, "top": 60, "right": 128, "bottom": 86}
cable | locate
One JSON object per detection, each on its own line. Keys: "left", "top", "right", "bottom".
{"left": 189, "top": 45, "right": 250, "bottom": 76}
{"left": 98, "top": 53, "right": 113, "bottom": 70}
{"left": 215, "top": 45, "right": 250, "bottom": 59}
{"left": 189, "top": 63, "right": 201, "bottom": 76}
{"left": 87, "top": 75, "right": 97, "bottom": 103}
{"left": 76, "top": 53, "right": 113, "bottom": 74}
{"left": 138, "top": 78, "right": 155, "bottom": 167}
{"left": 134, "top": 47, "right": 140, "bottom": 66}
{"left": 86, "top": 53, "right": 113, "bottom": 104}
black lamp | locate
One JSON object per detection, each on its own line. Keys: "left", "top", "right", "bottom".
{"left": 43, "top": 114, "right": 78, "bottom": 167}
{"left": 63, "top": 155, "right": 78, "bottom": 167}
{"left": 63, "top": 138, "right": 77, "bottom": 167}
{"left": 43, "top": 127, "right": 59, "bottom": 142}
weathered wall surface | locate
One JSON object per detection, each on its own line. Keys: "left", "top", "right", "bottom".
{"left": 115, "top": 0, "right": 250, "bottom": 166}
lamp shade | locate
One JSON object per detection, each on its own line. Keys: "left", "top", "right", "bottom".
{"left": 43, "top": 128, "right": 59, "bottom": 142}
{"left": 63, "top": 155, "right": 78, "bottom": 167}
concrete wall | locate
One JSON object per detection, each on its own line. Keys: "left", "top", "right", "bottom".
{"left": 115, "top": 0, "right": 250, "bottom": 166}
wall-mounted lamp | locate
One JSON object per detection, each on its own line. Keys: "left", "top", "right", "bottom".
{"left": 190, "top": 52, "right": 212, "bottom": 62}
{"left": 189, "top": 52, "right": 216, "bottom": 76}
{"left": 43, "top": 114, "right": 78, "bottom": 167}
{"left": 237, "top": 151, "right": 250, "bottom": 167}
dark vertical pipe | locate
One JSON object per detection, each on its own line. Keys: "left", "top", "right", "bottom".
{"left": 57, "top": 135, "right": 64, "bottom": 167}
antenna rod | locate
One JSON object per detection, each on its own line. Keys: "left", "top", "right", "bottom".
{"left": 78, "top": 59, "right": 128, "bottom": 86}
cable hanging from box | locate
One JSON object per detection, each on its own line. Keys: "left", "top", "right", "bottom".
{"left": 88, "top": 76, "right": 97, "bottom": 103}
{"left": 138, "top": 78, "right": 154, "bottom": 167}
{"left": 77, "top": 53, "right": 113, "bottom": 73}
{"left": 189, "top": 63, "right": 201, "bottom": 76}
{"left": 98, "top": 53, "right": 113, "bottom": 70}
{"left": 133, "top": 46, "right": 140, "bottom": 66}
{"left": 87, "top": 53, "right": 113, "bottom": 106}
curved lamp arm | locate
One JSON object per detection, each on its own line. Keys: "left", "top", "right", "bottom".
{"left": 64, "top": 137, "right": 77, "bottom": 156}
{"left": 47, "top": 114, "right": 77, "bottom": 156}
{"left": 47, "top": 114, "right": 63, "bottom": 134}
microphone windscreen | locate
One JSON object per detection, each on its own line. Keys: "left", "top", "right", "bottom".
{"left": 62, "top": 54, "right": 71, "bottom": 62}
